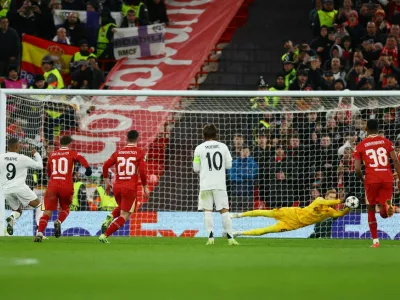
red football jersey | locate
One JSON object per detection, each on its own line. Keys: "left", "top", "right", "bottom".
{"left": 47, "top": 147, "right": 90, "bottom": 189}
{"left": 103, "top": 144, "right": 147, "bottom": 190}
{"left": 353, "top": 135, "right": 395, "bottom": 184}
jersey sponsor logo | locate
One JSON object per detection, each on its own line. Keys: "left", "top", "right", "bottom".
{"left": 205, "top": 145, "right": 220, "bottom": 149}
{"left": 118, "top": 151, "right": 137, "bottom": 155}
{"left": 364, "top": 140, "right": 385, "bottom": 147}
{"left": 52, "top": 151, "right": 70, "bottom": 156}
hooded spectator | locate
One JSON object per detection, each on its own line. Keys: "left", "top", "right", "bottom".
{"left": 62, "top": 12, "right": 87, "bottom": 46}
{"left": 323, "top": 44, "right": 343, "bottom": 70}
{"left": 345, "top": 10, "right": 366, "bottom": 47}
{"left": 313, "top": 0, "right": 338, "bottom": 36}
{"left": 53, "top": 27, "right": 71, "bottom": 45}
{"left": 147, "top": 0, "right": 169, "bottom": 25}
{"left": 0, "top": 17, "right": 19, "bottom": 77}
{"left": 1, "top": 65, "right": 27, "bottom": 89}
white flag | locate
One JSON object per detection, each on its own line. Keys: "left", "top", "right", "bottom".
{"left": 113, "top": 24, "right": 166, "bottom": 60}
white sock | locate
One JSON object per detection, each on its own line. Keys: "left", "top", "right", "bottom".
{"left": 35, "top": 206, "right": 43, "bottom": 227}
{"left": 204, "top": 211, "right": 214, "bottom": 238}
{"left": 11, "top": 211, "right": 21, "bottom": 220}
{"left": 221, "top": 212, "right": 233, "bottom": 239}
{"left": 373, "top": 238, "right": 379, "bottom": 244}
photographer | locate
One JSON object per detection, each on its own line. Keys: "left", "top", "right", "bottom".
{"left": 71, "top": 54, "right": 104, "bottom": 89}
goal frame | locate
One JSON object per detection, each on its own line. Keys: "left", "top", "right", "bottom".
{"left": 1, "top": 89, "right": 399, "bottom": 237}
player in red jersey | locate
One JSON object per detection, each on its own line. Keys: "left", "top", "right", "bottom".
{"left": 353, "top": 119, "right": 400, "bottom": 248}
{"left": 34, "top": 136, "right": 92, "bottom": 242}
{"left": 99, "top": 130, "right": 149, "bottom": 243}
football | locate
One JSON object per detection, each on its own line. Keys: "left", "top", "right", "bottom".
{"left": 345, "top": 196, "right": 359, "bottom": 209}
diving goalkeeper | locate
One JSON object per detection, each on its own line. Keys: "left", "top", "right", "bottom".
{"left": 231, "top": 189, "right": 352, "bottom": 237}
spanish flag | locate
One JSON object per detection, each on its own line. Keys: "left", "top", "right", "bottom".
{"left": 21, "top": 34, "right": 79, "bottom": 85}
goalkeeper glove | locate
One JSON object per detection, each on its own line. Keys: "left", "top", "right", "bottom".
{"left": 85, "top": 167, "right": 92, "bottom": 176}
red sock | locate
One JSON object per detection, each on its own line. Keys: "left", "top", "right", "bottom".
{"left": 57, "top": 208, "right": 70, "bottom": 223}
{"left": 368, "top": 210, "right": 378, "bottom": 239}
{"left": 111, "top": 207, "right": 121, "bottom": 219}
{"left": 105, "top": 216, "right": 126, "bottom": 237}
{"left": 38, "top": 214, "right": 50, "bottom": 233}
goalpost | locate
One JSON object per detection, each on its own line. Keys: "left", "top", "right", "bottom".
{"left": 1, "top": 89, "right": 400, "bottom": 239}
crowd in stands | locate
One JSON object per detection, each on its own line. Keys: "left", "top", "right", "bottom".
{"left": 242, "top": 0, "right": 400, "bottom": 214}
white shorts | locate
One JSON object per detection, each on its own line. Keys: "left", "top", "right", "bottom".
{"left": 198, "top": 190, "right": 229, "bottom": 211}
{"left": 3, "top": 185, "right": 38, "bottom": 210}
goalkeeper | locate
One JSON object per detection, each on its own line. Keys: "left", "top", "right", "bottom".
{"left": 231, "top": 189, "right": 352, "bottom": 237}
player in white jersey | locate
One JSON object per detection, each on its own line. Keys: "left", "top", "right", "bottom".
{"left": 0, "top": 138, "right": 43, "bottom": 235}
{"left": 193, "top": 124, "right": 239, "bottom": 246}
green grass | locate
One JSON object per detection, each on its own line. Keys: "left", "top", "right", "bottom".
{"left": 0, "top": 238, "right": 398, "bottom": 300}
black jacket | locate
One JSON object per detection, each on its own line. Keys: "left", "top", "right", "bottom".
{"left": 0, "top": 27, "right": 20, "bottom": 59}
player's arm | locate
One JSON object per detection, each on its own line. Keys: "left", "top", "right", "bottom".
{"left": 193, "top": 147, "right": 200, "bottom": 173}
{"left": 390, "top": 150, "right": 400, "bottom": 187}
{"left": 22, "top": 150, "right": 43, "bottom": 169}
{"left": 353, "top": 146, "right": 363, "bottom": 183}
{"left": 139, "top": 153, "right": 149, "bottom": 198}
{"left": 74, "top": 152, "right": 92, "bottom": 176}
{"left": 225, "top": 146, "right": 233, "bottom": 170}
{"left": 332, "top": 207, "right": 351, "bottom": 218}
{"left": 313, "top": 198, "right": 341, "bottom": 206}
{"left": 102, "top": 154, "right": 116, "bottom": 193}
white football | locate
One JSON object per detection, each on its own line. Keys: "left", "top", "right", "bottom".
{"left": 345, "top": 196, "right": 359, "bottom": 209}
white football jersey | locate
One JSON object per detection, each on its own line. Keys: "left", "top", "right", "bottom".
{"left": 0, "top": 152, "right": 43, "bottom": 189}
{"left": 193, "top": 140, "right": 232, "bottom": 191}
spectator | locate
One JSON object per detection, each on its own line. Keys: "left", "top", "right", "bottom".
{"left": 314, "top": 134, "right": 338, "bottom": 187}
{"left": 231, "top": 133, "right": 244, "bottom": 159}
{"left": 341, "top": 36, "right": 353, "bottom": 71}
{"left": 313, "top": 0, "right": 338, "bottom": 36}
{"left": 310, "top": 25, "right": 331, "bottom": 62}
{"left": 87, "top": 54, "right": 105, "bottom": 89}
{"left": 301, "top": 112, "right": 318, "bottom": 143}
{"left": 384, "top": 73, "right": 400, "bottom": 89}
{"left": 346, "top": 60, "right": 366, "bottom": 90}
{"left": 330, "top": 57, "right": 346, "bottom": 82}
{"left": 49, "top": 0, "right": 62, "bottom": 12}
{"left": 289, "top": 69, "right": 310, "bottom": 90}
{"left": 361, "top": 21, "right": 386, "bottom": 45}
{"left": 86, "top": 1, "right": 96, "bottom": 11}
{"left": 70, "top": 39, "right": 91, "bottom": 72}
{"left": 325, "top": 117, "right": 342, "bottom": 147}
{"left": 53, "top": 27, "right": 71, "bottom": 45}
{"left": 388, "top": 0, "right": 400, "bottom": 25}
{"left": 31, "top": 0, "right": 57, "bottom": 40}
{"left": 320, "top": 70, "right": 335, "bottom": 90}
{"left": 120, "top": 9, "right": 137, "bottom": 28}
{"left": 71, "top": 61, "right": 93, "bottom": 89}
{"left": 268, "top": 73, "right": 287, "bottom": 101}
{"left": 147, "top": 0, "right": 168, "bottom": 25}
{"left": 353, "top": 117, "right": 367, "bottom": 140}
{"left": 382, "top": 109, "right": 400, "bottom": 140}
{"left": 228, "top": 146, "right": 258, "bottom": 212}
{"left": 252, "top": 130, "right": 271, "bottom": 205}
{"left": 323, "top": 44, "right": 343, "bottom": 70}
{"left": 0, "top": 17, "right": 19, "bottom": 76}
{"left": 282, "top": 40, "right": 299, "bottom": 63}
{"left": 338, "top": 132, "right": 358, "bottom": 157}
{"left": 62, "top": 0, "right": 85, "bottom": 10}
{"left": 97, "top": 9, "right": 116, "bottom": 59}
{"left": 345, "top": 10, "right": 366, "bottom": 47}
{"left": 282, "top": 54, "right": 297, "bottom": 88}
{"left": 334, "top": 78, "right": 346, "bottom": 90}
{"left": 389, "top": 23, "right": 400, "bottom": 39}
{"left": 308, "top": 55, "right": 323, "bottom": 88}
{"left": 70, "top": 171, "right": 88, "bottom": 211}
{"left": 62, "top": 12, "right": 87, "bottom": 46}
{"left": 121, "top": 0, "right": 149, "bottom": 25}
{"left": 381, "top": 35, "right": 399, "bottom": 67}
{"left": 8, "top": 1, "right": 39, "bottom": 38}
{"left": 1, "top": 65, "right": 27, "bottom": 88}
{"left": 378, "top": 54, "right": 400, "bottom": 88}
{"left": 374, "top": 9, "right": 391, "bottom": 35}
{"left": 30, "top": 74, "right": 52, "bottom": 89}
{"left": 42, "top": 55, "right": 64, "bottom": 89}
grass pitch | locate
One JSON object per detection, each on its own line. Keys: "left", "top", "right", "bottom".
{"left": 0, "top": 238, "right": 398, "bottom": 300}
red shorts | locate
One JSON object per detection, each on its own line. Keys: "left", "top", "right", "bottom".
{"left": 364, "top": 182, "right": 393, "bottom": 205}
{"left": 113, "top": 186, "right": 137, "bottom": 213}
{"left": 43, "top": 187, "right": 73, "bottom": 211}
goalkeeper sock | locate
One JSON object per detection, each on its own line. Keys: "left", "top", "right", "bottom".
{"left": 57, "top": 208, "right": 70, "bottom": 224}
{"left": 38, "top": 214, "right": 50, "bottom": 233}
{"left": 105, "top": 216, "right": 126, "bottom": 237}
{"left": 368, "top": 210, "right": 378, "bottom": 239}
{"left": 204, "top": 211, "right": 213, "bottom": 238}
{"left": 11, "top": 211, "right": 21, "bottom": 220}
{"left": 221, "top": 212, "right": 233, "bottom": 239}
{"left": 111, "top": 207, "right": 121, "bottom": 219}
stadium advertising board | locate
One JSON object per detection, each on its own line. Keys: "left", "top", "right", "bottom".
{"left": 10, "top": 212, "right": 400, "bottom": 239}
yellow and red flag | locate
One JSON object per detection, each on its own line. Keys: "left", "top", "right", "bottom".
{"left": 21, "top": 34, "right": 79, "bottom": 85}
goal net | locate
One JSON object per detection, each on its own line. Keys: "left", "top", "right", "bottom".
{"left": 1, "top": 90, "right": 400, "bottom": 240}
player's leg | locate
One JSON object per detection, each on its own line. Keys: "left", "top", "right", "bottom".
{"left": 233, "top": 222, "right": 288, "bottom": 237}
{"left": 377, "top": 183, "right": 394, "bottom": 219}
{"left": 54, "top": 189, "right": 73, "bottom": 238}
{"left": 4, "top": 193, "right": 22, "bottom": 236}
{"left": 100, "top": 189, "right": 135, "bottom": 243}
{"left": 231, "top": 209, "right": 275, "bottom": 219}
{"left": 214, "top": 190, "right": 239, "bottom": 245}
{"left": 101, "top": 187, "right": 122, "bottom": 234}
{"left": 197, "top": 190, "right": 215, "bottom": 245}
{"left": 365, "top": 184, "right": 380, "bottom": 247}
{"left": 36, "top": 189, "right": 57, "bottom": 242}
